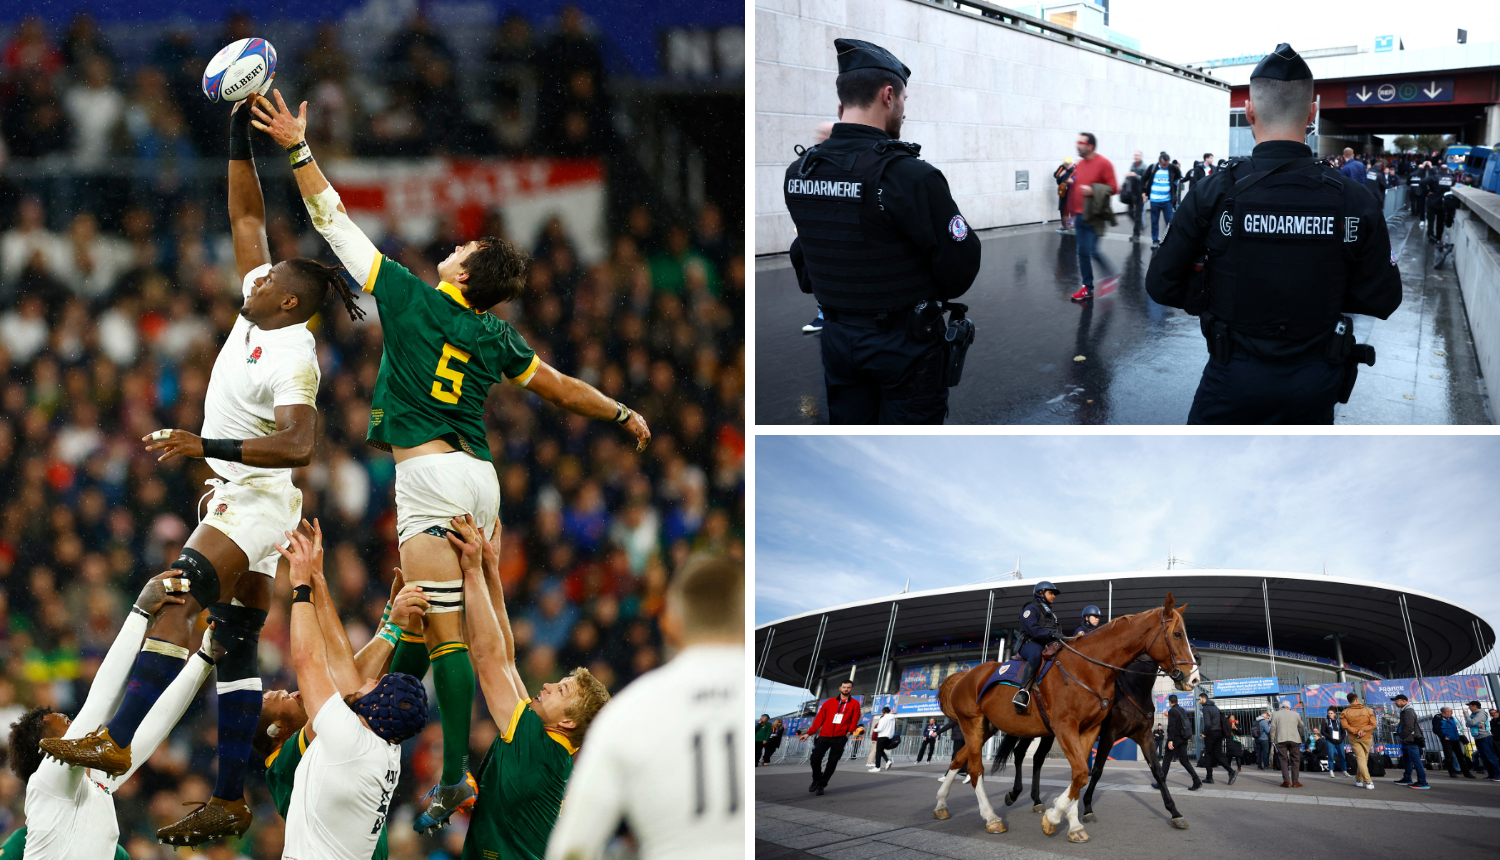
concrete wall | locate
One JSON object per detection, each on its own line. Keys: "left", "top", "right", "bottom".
{"left": 1452, "top": 209, "right": 1500, "bottom": 397}
{"left": 755, "top": 0, "right": 1230, "bottom": 255}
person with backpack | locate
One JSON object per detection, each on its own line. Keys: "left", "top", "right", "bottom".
{"left": 1392, "top": 693, "right": 1430, "bottom": 789}
{"left": 1254, "top": 710, "right": 1272, "bottom": 769}
{"left": 1324, "top": 706, "right": 1349, "bottom": 778}
{"left": 1433, "top": 706, "right": 1476, "bottom": 779}
{"left": 1467, "top": 701, "right": 1500, "bottom": 781}
{"left": 1341, "top": 692, "right": 1378, "bottom": 788}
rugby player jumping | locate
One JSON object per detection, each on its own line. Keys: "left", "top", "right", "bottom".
{"left": 40, "top": 95, "right": 369, "bottom": 846}
{"left": 251, "top": 90, "right": 650, "bottom": 832}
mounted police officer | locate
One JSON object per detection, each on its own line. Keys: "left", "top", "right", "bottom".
{"left": 784, "top": 39, "right": 981, "bottom": 424}
{"left": 1075, "top": 605, "right": 1103, "bottom": 637}
{"left": 1013, "top": 581, "right": 1063, "bottom": 713}
{"left": 1145, "top": 44, "right": 1402, "bottom": 424}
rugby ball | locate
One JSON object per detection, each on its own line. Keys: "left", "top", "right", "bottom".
{"left": 202, "top": 38, "right": 277, "bottom": 103}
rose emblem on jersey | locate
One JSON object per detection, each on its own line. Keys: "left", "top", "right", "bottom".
{"left": 248, "top": 346, "right": 262, "bottom": 364}
{"left": 215, "top": 503, "right": 228, "bottom": 515}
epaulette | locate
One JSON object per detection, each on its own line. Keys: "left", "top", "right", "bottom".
{"left": 874, "top": 139, "right": 922, "bottom": 157}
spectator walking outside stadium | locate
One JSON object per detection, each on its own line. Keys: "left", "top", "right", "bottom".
{"left": 1468, "top": 701, "right": 1500, "bottom": 781}
{"left": 866, "top": 711, "right": 882, "bottom": 768}
{"left": 1324, "top": 706, "right": 1348, "bottom": 778}
{"left": 870, "top": 707, "right": 898, "bottom": 771}
{"left": 1339, "top": 148, "right": 1366, "bottom": 185}
{"left": 756, "top": 714, "right": 772, "bottom": 765}
{"left": 1392, "top": 693, "right": 1430, "bottom": 789}
{"left": 800, "top": 679, "right": 860, "bottom": 794}
{"left": 1123, "top": 151, "right": 1147, "bottom": 242}
{"left": 1255, "top": 710, "right": 1273, "bottom": 769}
{"left": 1164, "top": 694, "right": 1203, "bottom": 790}
{"left": 917, "top": 718, "right": 940, "bottom": 762}
{"left": 1197, "top": 692, "right": 1237, "bottom": 784}
{"left": 1342, "top": 692, "right": 1378, "bottom": 788}
{"left": 1055, "top": 157, "right": 1075, "bottom": 232}
{"left": 1272, "top": 700, "right": 1305, "bottom": 787}
{"left": 763, "top": 719, "right": 786, "bottom": 766}
{"left": 1185, "top": 153, "right": 1215, "bottom": 199}
{"left": 1434, "top": 706, "right": 1476, "bottom": 779}
{"left": 1066, "top": 132, "right": 1119, "bottom": 301}
{"left": 1143, "top": 152, "right": 1180, "bottom": 249}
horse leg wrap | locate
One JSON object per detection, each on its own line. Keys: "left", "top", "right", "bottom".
{"left": 171, "top": 548, "right": 221, "bottom": 609}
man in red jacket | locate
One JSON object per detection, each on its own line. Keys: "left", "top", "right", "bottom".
{"left": 1067, "top": 131, "right": 1120, "bottom": 301}
{"left": 798, "top": 680, "right": 860, "bottom": 795}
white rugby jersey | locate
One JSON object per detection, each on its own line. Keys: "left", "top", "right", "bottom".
{"left": 283, "top": 695, "right": 401, "bottom": 860}
{"left": 22, "top": 760, "right": 118, "bottom": 860}
{"left": 546, "top": 644, "right": 745, "bottom": 860}
{"left": 200, "top": 263, "right": 320, "bottom": 485}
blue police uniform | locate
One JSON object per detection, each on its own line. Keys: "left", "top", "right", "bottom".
{"left": 1074, "top": 605, "right": 1102, "bottom": 638}
{"left": 1013, "top": 582, "right": 1063, "bottom": 713}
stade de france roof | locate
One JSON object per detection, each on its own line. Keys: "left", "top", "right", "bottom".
{"left": 754, "top": 570, "right": 1496, "bottom": 688}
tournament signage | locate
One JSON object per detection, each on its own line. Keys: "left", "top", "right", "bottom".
{"left": 1367, "top": 674, "right": 1491, "bottom": 705}
{"left": 1345, "top": 78, "right": 1454, "bottom": 106}
{"left": 1213, "top": 676, "right": 1280, "bottom": 697}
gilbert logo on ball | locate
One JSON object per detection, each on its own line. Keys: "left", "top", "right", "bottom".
{"left": 202, "top": 38, "right": 277, "bottom": 103}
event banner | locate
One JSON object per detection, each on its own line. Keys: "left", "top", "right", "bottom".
{"left": 899, "top": 661, "right": 979, "bottom": 694}
{"left": 1153, "top": 693, "right": 1194, "bottom": 712}
{"left": 1213, "top": 676, "right": 1280, "bottom": 697}
{"left": 1366, "top": 674, "right": 1493, "bottom": 705}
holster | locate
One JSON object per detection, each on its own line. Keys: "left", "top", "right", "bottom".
{"left": 908, "top": 300, "right": 946, "bottom": 343}
{"left": 943, "top": 302, "right": 975, "bottom": 387}
{"left": 1324, "top": 315, "right": 1377, "bottom": 404}
{"left": 1201, "top": 314, "right": 1233, "bottom": 365}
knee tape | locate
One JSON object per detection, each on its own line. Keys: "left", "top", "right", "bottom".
{"left": 208, "top": 602, "right": 267, "bottom": 680}
{"left": 408, "top": 580, "right": 463, "bottom": 614}
{"left": 171, "top": 548, "right": 221, "bottom": 608}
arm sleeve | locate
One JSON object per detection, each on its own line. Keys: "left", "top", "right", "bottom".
{"left": 805, "top": 701, "right": 827, "bottom": 736}
{"left": 241, "top": 262, "right": 272, "bottom": 300}
{"left": 268, "top": 354, "right": 321, "bottom": 408}
{"left": 68, "top": 610, "right": 149, "bottom": 737}
{"left": 493, "top": 326, "right": 540, "bottom": 387}
{"left": 1144, "top": 183, "right": 1210, "bottom": 308}
{"left": 105, "top": 652, "right": 214, "bottom": 790}
{"left": 301, "top": 186, "right": 381, "bottom": 291}
{"left": 885, "top": 166, "right": 982, "bottom": 301}
{"left": 1342, "top": 197, "right": 1403, "bottom": 319}
{"left": 310, "top": 694, "right": 366, "bottom": 757}
{"left": 544, "top": 713, "right": 623, "bottom": 860}
{"left": 1103, "top": 161, "right": 1119, "bottom": 195}
{"left": 788, "top": 238, "right": 813, "bottom": 294}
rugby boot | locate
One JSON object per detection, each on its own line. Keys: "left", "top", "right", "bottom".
{"left": 157, "top": 797, "right": 253, "bottom": 847}
{"left": 39, "top": 727, "right": 131, "bottom": 777}
{"left": 414, "top": 772, "right": 478, "bottom": 834}
{"left": 1012, "top": 663, "right": 1037, "bottom": 714}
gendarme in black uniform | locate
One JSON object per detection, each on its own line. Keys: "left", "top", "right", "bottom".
{"left": 1145, "top": 44, "right": 1402, "bottom": 424}
{"left": 785, "top": 39, "right": 981, "bottom": 424}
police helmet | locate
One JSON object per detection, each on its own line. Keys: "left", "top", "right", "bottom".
{"left": 1034, "top": 581, "right": 1061, "bottom": 598}
{"left": 1082, "top": 605, "right": 1102, "bottom": 621}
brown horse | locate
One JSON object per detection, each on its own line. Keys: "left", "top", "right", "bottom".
{"left": 933, "top": 593, "right": 1197, "bottom": 843}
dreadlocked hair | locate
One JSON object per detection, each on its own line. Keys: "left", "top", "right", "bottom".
{"left": 9, "top": 706, "right": 55, "bottom": 779}
{"left": 282, "top": 258, "right": 367, "bottom": 322}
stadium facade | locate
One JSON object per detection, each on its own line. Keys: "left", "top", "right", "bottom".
{"left": 756, "top": 570, "right": 1500, "bottom": 719}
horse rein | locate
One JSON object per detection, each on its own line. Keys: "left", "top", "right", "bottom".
{"left": 1052, "top": 609, "right": 1196, "bottom": 712}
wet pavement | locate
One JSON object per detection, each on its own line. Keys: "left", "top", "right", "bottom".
{"left": 755, "top": 216, "right": 1491, "bottom": 424}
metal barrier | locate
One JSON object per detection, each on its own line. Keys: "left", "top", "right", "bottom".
{"left": 1384, "top": 185, "right": 1407, "bottom": 219}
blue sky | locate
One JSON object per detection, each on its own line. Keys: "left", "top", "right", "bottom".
{"left": 754, "top": 435, "right": 1500, "bottom": 716}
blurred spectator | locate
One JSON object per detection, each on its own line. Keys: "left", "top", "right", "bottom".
{"left": 63, "top": 54, "right": 126, "bottom": 168}
{"left": 1, "top": 198, "right": 64, "bottom": 291}
{"left": 59, "top": 12, "right": 117, "bottom": 69}
{"left": 1, "top": 16, "right": 63, "bottom": 79}
{"left": 57, "top": 213, "right": 132, "bottom": 301}
{"left": 2, "top": 72, "right": 71, "bottom": 159}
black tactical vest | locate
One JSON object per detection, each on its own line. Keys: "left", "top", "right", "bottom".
{"left": 1203, "top": 159, "right": 1351, "bottom": 340}
{"left": 784, "top": 140, "right": 935, "bottom": 312}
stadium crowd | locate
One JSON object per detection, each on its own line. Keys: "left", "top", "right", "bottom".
{"left": 0, "top": 7, "right": 744, "bottom": 859}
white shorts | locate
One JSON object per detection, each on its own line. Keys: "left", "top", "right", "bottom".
{"left": 198, "top": 478, "right": 303, "bottom": 577}
{"left": 394, "top": 451, "right": 499, "bottom": 545}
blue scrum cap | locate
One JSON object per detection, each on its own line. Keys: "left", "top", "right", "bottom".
{"left": 354, "top": 673, "right": 428, "bottom": 744}
{"left": 1250, "top": 43, "right": 1312, "bottom": 81}
{"left": 834, "top": 38, "right": 910, "bottom": 83}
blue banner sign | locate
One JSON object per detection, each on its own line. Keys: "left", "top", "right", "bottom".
{"left": 1374, "top": 35, "right": 1395, "bottom": 52}
{"left": 1214, "top": 676, "right": 1280, "bottom": 697}
{"left": 1346, "top": 78, "right": 1454, "bottom": 106}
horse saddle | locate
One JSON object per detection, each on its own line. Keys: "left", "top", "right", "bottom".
{"left": 978, "top": 654, "right": 1057, "bottom": 703}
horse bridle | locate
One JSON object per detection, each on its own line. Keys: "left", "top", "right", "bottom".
{"left": 1052, "top": 608, "right": 1197, "bottom": 712}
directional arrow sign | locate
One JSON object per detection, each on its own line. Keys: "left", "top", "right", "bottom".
{"left": 1346, "top": 77, "right": 1453, "bottom": 106}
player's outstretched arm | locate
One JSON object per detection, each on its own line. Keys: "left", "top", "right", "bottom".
{"left": 251, "top": 90, "right": 380, "bottom": 287}
{"left": 356, "top": 570, "right": 427, "bottom": 680}
{"left": 279, "top": 526, "right": 338, "bottom": 732}
{"left": 228, "top": 96, "right": 272, "bottom": 282}
{"left": 144, "top": 403, "right": 316, "bottom": 468}
{"left": 299, "top": 519, "right": 365, "bottom": 696}
{"left": 71, "top": 575, "right": 191, "bottom": 738}
{"left": 449, "top": 516, "right": 526, "bottom": 718}
{"left": 524, "top": 362, "right": 651, "bottom": 453}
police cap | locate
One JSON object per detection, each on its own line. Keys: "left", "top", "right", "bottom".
{"left": 834, "top": 38, "right": 911, "bottom": 83}
{"left": 1250, "top": 43, "right": 1313, "bottom": 81}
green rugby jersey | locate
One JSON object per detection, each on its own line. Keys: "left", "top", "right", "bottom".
{"left": 265, "top": 728, "right": 389, "bottom": 860}
{"left": 0, "top": 827, "right": 128, "bottom": 860}
{"left": 462, "top": 700, "right": 575, "bottom": 860}
{"left": 362, "top": 255, "right": 540, "bottom": 461}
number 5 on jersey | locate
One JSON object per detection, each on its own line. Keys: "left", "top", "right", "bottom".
{"left": 431, "top": 343, "right": 471, "bottom": 404}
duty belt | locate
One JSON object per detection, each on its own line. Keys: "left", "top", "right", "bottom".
{"left": 822, "top": 305, "right": 914, "bottom": 331}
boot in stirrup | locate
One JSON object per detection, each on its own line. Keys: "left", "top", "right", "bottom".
{"left": 1012, "top": 663, "right": 1037, "bottom": 714}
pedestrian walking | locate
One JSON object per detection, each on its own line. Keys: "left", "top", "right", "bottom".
{"left": 1272, "top": 700, "right": 1305, "bottom": 787}
{"left": 1341, "top": 692, "right": 1377, "bottom": 788}
{"left": 1066, "top": 132, "right": 1119, "bottom": 301}
{"left": 917, "top": 718, "right": 940, "bottom": 762}
{"left": 1323, "top": 706, "right": 1348, "bottom": 777}
{"left": 1142, "top": 152, "right": 1180, "bottom": 249}
{"left": 1055, "top": 157, "right": 1076, "bottom": 231}
{"left": 866, "top": 713, "right": 881, "bottom": 768}
{"left": 1254, "top": 710, "right": 1273, "bottom": 769}
{"left": 1197, "top": 692, "right": 1238, "bottom": 785}
{"left": 756, "top": 714, "right": 772, "bottom": 765}
{"left": 1467, "top": 701, "right": 1500, "bottom": 781}
{"left": 1433, "top": 706, "right": 1476, "bottom": 778}
{"left": 871, "top": 707, "right": 898, "bottom": 771}
{"left": 1338, "top": 147, "right": 1366, "bottom": 185}
{"left": 798, "top": 679, "right": 861, "bottom": 795}
{"left": 1164, "top": 694, "right": 1203, "bottom": 790}
{"left": 762, "top": 719, "right": 786, "bottom": 766}
{"left": 1391, "top": 693, "right": 1430, "bottom": 789}
{"left": 1123, "top": 151, "right": 1147, "bottom": 242}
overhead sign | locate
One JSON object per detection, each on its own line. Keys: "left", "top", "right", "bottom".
{"left": 1346, "top": 78, "right": 1454, "bottom": 106}
{"left": 1374, "top": 35, "right": 1395, "bottom": 53}
{"left": 1213, "top": 676, "right": 1281, "bottom": 697}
